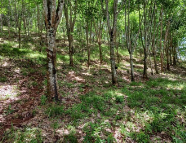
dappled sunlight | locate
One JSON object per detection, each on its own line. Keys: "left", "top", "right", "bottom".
{"left": 56, "top": 128, "right": 70, "bottom": 136}
{"left": 82, "top": 72, "right": 92, "bottom": 76}
{"left": 26, "top": 53, "right": 46, "bottom": 59}
{"left": 0, "top": 3, "right": 186, "bottom": 141}
{"left": 0, "top": 84, "right": 19, "bottom": 101}
{"left": 167, "top": 83, "right": 185, "bottom": 90}
{"left": 2, "top": 127, "right": 43, "bottom": 143}
{"left": 122, "top": 75, "right": 131, "bottom": 82}
{"left": 14, "top": 67, "right": 21, "bottom": 74}
{"left": 67, "top": 71, "right": 85, "bottom": 83}
{"left": 2, "top": 61, "right": 11, "bottom": 67}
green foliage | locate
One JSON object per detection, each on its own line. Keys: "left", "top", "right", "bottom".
{"left": 66, "top": 104, "right": 87, "bottom": 120}
{"left": 5, "top": 105, "right": 14, "bottom": 115}
{"left": 2, "top": 127, "right": 43, "bottom": 143}
{"left": 40, "top": 95, "right": 47, "bottom": 105}
{"left": 115, "top": 95, "right": 124, "bottom": 103}
{"left": 63, "top": 133, "right": 78, "bottom": 143}
{"left": 46, "top": 105, "right": 64, "bottom": 118}
{"left": 0, "top": 76, "right": 7, "bottom": 82}
{"left": 63, "top": 125, "right": 78, "bottom": 142}
{"left": 131, "top": 132, "right": 150, "bottom": 143}
{"left": 83, "top": 122, "right": 115, "bottom": 143}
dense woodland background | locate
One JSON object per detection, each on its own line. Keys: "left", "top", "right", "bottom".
{"left": 0, "top": 0, "right": 186, "bottom": 143}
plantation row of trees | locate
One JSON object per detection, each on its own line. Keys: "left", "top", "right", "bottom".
{"left": 0, "top": 0, "right": 186, "bottom": 100}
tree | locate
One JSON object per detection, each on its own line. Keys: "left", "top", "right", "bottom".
{"left": 105, "top": 0, "right": 122, "bottom": 85}
{"left": 43, "top": 0, "right": 64, "bottom": 101}
{"left": 64, "top": 0, "right": 77, "bottom": 67}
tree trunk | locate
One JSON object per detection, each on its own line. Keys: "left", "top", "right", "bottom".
{"left": 19, "top": 27, "right": 21, "bottom": 48}
{"left": 153, "top": 48, "right": 159, "bottom": 74}
{"left": 160, "top": 7, "right": 163, "bottom": 73}
{"left": 173, "top": 46, "right": 177, "bottom": 65}
{"left": 64, "top": 0, "right": 77, "bottom": 67}
{"left": 143, "top": 1, "right": 148, "bottom": 78}
{"left": 110, "top": 30, "right": 117, "bottom": 84}
{"left": 143, "top": 52, "right": 148, "bottom": 78}
{"left": 170, "top": 35, "right": 173, "bottom": 65}
{"left": 105, "top": 0, "right": 118, "bottom": 85}
{"left": 95, "top": 19, "right": 103, "bottom": 64}
{"left": 46, "top": 29, "right": 58, "bottom": 101}
{"left": 130, "top": 53, "right": 134, "bottom": 81}
{"left": 149, "top": 55, "right": 154, "bottom": 75}
{"left": 0, "top": 14, "right": 2, "bottom": 33}
{"left": 43, "top": 0, "right": 64, "bottom": 101}
{"left": 98, "top": 42, "right": 102, "bottom": 64}
{"left": 151, "top": 2, "right": 159, "bottom": 74}
{"left": 69, "top": 34, "right": 74, "bottom": 66}
{"left": 86, "top": 22, "right": 90, "bottom": 68}
{"left": 125, "top": 0, "right": 134, "bottom": 81}
{"left": 165, "top": 21, "right": 170, "bottom": 71}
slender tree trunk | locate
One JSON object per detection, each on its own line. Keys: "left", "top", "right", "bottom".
{"left": 126, "top": 0, "right": 134, "bottom": 81}
{"left": 105, "top": 0, "right": 118, "bottom": 85}
{"left": 110, "top": 30, "right": 117, "bottom": 84}
{"left": 130, "top": 53, "right": 134, "bottom": 81}
{"left": 115, "top": 30, "right": 119, "bottom": 64}
{"left": 98, "top": 42, "right": 102, "bottom": 64}
{"left": 69, "top": 34, "right": 74, "bottom": 66}
{"left": 0, "top": 12, "right": 2, "bottom": 32}
{"left": 0, "top": 0, "right": 2, "bottom": 32}
{"left": 8, "top": 19, "right": 10, "bottom": 37}
{"left": 86, "top": 21, "right": 90, "bottom": 68}
{"left": 165, "top": 21, "right": 170, "bottom": 71}
{"left": 151, "top": 2, "right": 159, "bottom": 74}
{"left": 170, "top": 34, "right": 173, "bottom": 65}
{"left": 95, "top": 19, "right": 103, "bottom": 64}
{"left": 18, "top": 13, "right": 21, "bottom": 48}
{"left": 19, "top": 26, "right": 21, "bottom": 48}
{"left": 173, "top": 46, "right": 177, "bottom": 65}
{"left": 143, "top": 1, "right": 148, "bottom": 78}
{"left": 64, "top": 0, "right": 77, "bottom": 67}
{"left": 160, "top": 7, "right": 163, "bottom": 73}
{"left": 153, "top": 48, "right": 159, "bottom": 74}
{"left": 21, "top": 0, "right": 26, "bottom": 35}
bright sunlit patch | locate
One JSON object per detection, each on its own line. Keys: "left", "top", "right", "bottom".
{"left": 26, "top": 53, "right": 46, "bottom": 59}
{"left": 168, "top": 77, "right": 178, "bottom": 81}
{"left": 67, "top": 71, "right": 85, "bottom": 83}
{"left": 82, "top": 72, "right": 92, "bottom": 76}
{"left": 12, "top": 43, "right": 19, "bottom": 48}
{"left": 0, "top": 84, "right": 19, "bottom": 100}
{"left": 2, "top": 61, "right": 10, "bottom": 67}
{"left": 167, "top": 84, "right": 185, "bottom": 90}
{"left": 14, "top": 67, "right": 20, "bottom": 73}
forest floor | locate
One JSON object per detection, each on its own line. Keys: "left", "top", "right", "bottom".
{"left": 0, "top": 29, "right": 186, "bottom": 143}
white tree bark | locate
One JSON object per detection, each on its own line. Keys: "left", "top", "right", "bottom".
{"left": 43, "top": 0, "right": 64, "bottom": 101}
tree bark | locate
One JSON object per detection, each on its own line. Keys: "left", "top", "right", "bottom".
{"left": 143, "top": 0, "right": 148, "bottom": 78}
{"left": 64, "top": 0, "right": 77, "bottom": 67}
{"left": 160, "top": 7, "right": 163, "bottom": 73}
{"left": 43, "top": 0, "right": 64, "bottom": 101}
{"left": 173, "top": 46, "right": 177, "bottom": 66}
{"left": 86, "top": 21, "right": 90, "bottom": 68}
{"left": 126, "top": 0, "right": 134, "bottom": 81}
{"left": 164, "top": 20, "right": 170, "bottom": 71}
{"left": 151, "top": 2, "right": 159, "bottom": 74}
{"left": 105, "top": 0, "right": 118, "bottom": 85}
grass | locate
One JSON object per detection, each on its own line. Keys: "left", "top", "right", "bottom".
{"left": 0, "top": 76, "right": 7, "bottom": 82}
{"left": 2, "top": 126, "right": 43, "bottom": 143}
{"left": 43, "top": 77, "right": 186, "bottom": 142}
